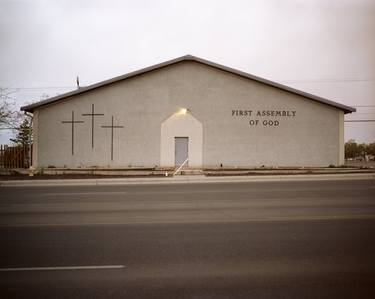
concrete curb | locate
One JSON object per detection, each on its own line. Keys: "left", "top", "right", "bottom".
{"left": 1, "top": 173, "right": 374, "bottom": 187}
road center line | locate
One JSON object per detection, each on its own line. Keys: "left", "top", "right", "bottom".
{"left": 0, "top": 265, "right": 125, "bottom": 272}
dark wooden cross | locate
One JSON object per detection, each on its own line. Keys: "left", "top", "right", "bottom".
{"left": 61, "top": 111, "right": 84, "bottom": 155}
{"left": 101, "top": 116, "right": 124, "bottom": 161}
{"left": 82, "top": 104, "right": 104, "bottom": 148}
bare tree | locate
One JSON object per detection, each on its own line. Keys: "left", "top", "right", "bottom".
{"left": 0, "top": 87, "right": 21, "bottom": 127}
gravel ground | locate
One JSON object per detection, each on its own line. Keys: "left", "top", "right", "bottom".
{"left": 1, "top": 169, "right": 374, "bottom": 180}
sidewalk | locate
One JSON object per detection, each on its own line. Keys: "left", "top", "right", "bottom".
{"left": 1, "top": 173, "right": 374, "bottom": 187}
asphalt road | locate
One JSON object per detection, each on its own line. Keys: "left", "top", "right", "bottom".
{"left": 0, "top": 179, "right": 374, "bottom": 298}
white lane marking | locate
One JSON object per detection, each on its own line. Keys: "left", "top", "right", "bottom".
{"left": 0, "top": 265, "right": 125, "bottom": 272}
{"left": 42, "top": 192, "right": 127, "bottom": 196}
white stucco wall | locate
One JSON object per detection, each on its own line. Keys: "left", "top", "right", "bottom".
{"left": 34, "top": 61, "right": 344, "bottom": 168}
{"left": 31, "top": 110, "right": 39, "bottom": 168}
{"left": 339, "top": 110, "right": 345, "bottom": 165}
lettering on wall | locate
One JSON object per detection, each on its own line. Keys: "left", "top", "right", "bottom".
{"left": 231, "top": 109, "right": 297, "bottom": 127}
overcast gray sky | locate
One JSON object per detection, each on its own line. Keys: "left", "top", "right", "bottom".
{"left": 1, "top": 0, "right": 374, "bottom": 144}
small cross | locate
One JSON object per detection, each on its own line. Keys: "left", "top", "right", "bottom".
{"left": 62, "top": 111, "right": 84, "bottom": 155}
{"left": 101, "top": 116, "right": 124, "bottom": 161}
{"left": 82, "top": 104, "right": 104, "bottom": 148}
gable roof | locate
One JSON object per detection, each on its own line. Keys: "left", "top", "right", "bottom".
{"left": 21, "top": 55, "right": 356, "bottom": 114}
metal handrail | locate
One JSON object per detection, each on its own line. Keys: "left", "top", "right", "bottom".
{"left": 173, "top": 158, "right": 189, "bottom": 176}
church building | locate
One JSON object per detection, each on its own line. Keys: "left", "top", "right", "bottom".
{"left": 21, "top": 55, "right": 355, "bottom": 169}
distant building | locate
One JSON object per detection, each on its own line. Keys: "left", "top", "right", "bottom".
{"left": 21, "top": 55, "right": 355, "bottom": 168}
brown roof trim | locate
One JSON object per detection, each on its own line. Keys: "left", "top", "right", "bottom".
{"left": 21, "top": 55, "right": 356, "bottom": 114}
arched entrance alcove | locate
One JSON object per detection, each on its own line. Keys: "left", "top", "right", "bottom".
{"left": 160, "top": 111, "right": 203, "bottom": 167}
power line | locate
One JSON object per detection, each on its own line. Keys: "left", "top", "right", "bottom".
{"left": 350, "top": 113, "right": 375, "bottom": 114}
{"left": 6, "top": 86, "right": 74, "bottom": 90}
{"left": 0, "top": 127, "right": 32, "bottom": 131}
{"left": 345, "top": 120, "right": 375, "bottom": 122}
{"left": 4, "top": 76, "right": 375, "bottom": 89}
{"left": 281, "top": 78, "right": 375, "bottom": 84}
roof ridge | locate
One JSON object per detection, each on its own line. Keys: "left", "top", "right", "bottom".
{"left": 21, "top": 55, "right": 356, "bottom": 114}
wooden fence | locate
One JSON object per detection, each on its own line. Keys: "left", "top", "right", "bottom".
{"left": 0, "top": 144, "right": 32, "bottom": 169}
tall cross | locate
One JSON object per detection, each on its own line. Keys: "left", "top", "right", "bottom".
{"left": 82, "top": 104, "right": 104, "bottom": 148}
{"left": 101, "top": 116, "right": 124, "bottom": 161}
{"left": 61, "top": 111, "right": 84, "bottom": 155}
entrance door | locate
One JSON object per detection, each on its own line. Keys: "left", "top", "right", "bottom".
{"left": 175, "top": 137, "right": 189, "bottom": 166}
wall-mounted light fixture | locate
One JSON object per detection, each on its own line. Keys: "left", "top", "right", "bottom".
{"left": 178, "top": 108, "right": 189, "bottom": 114}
